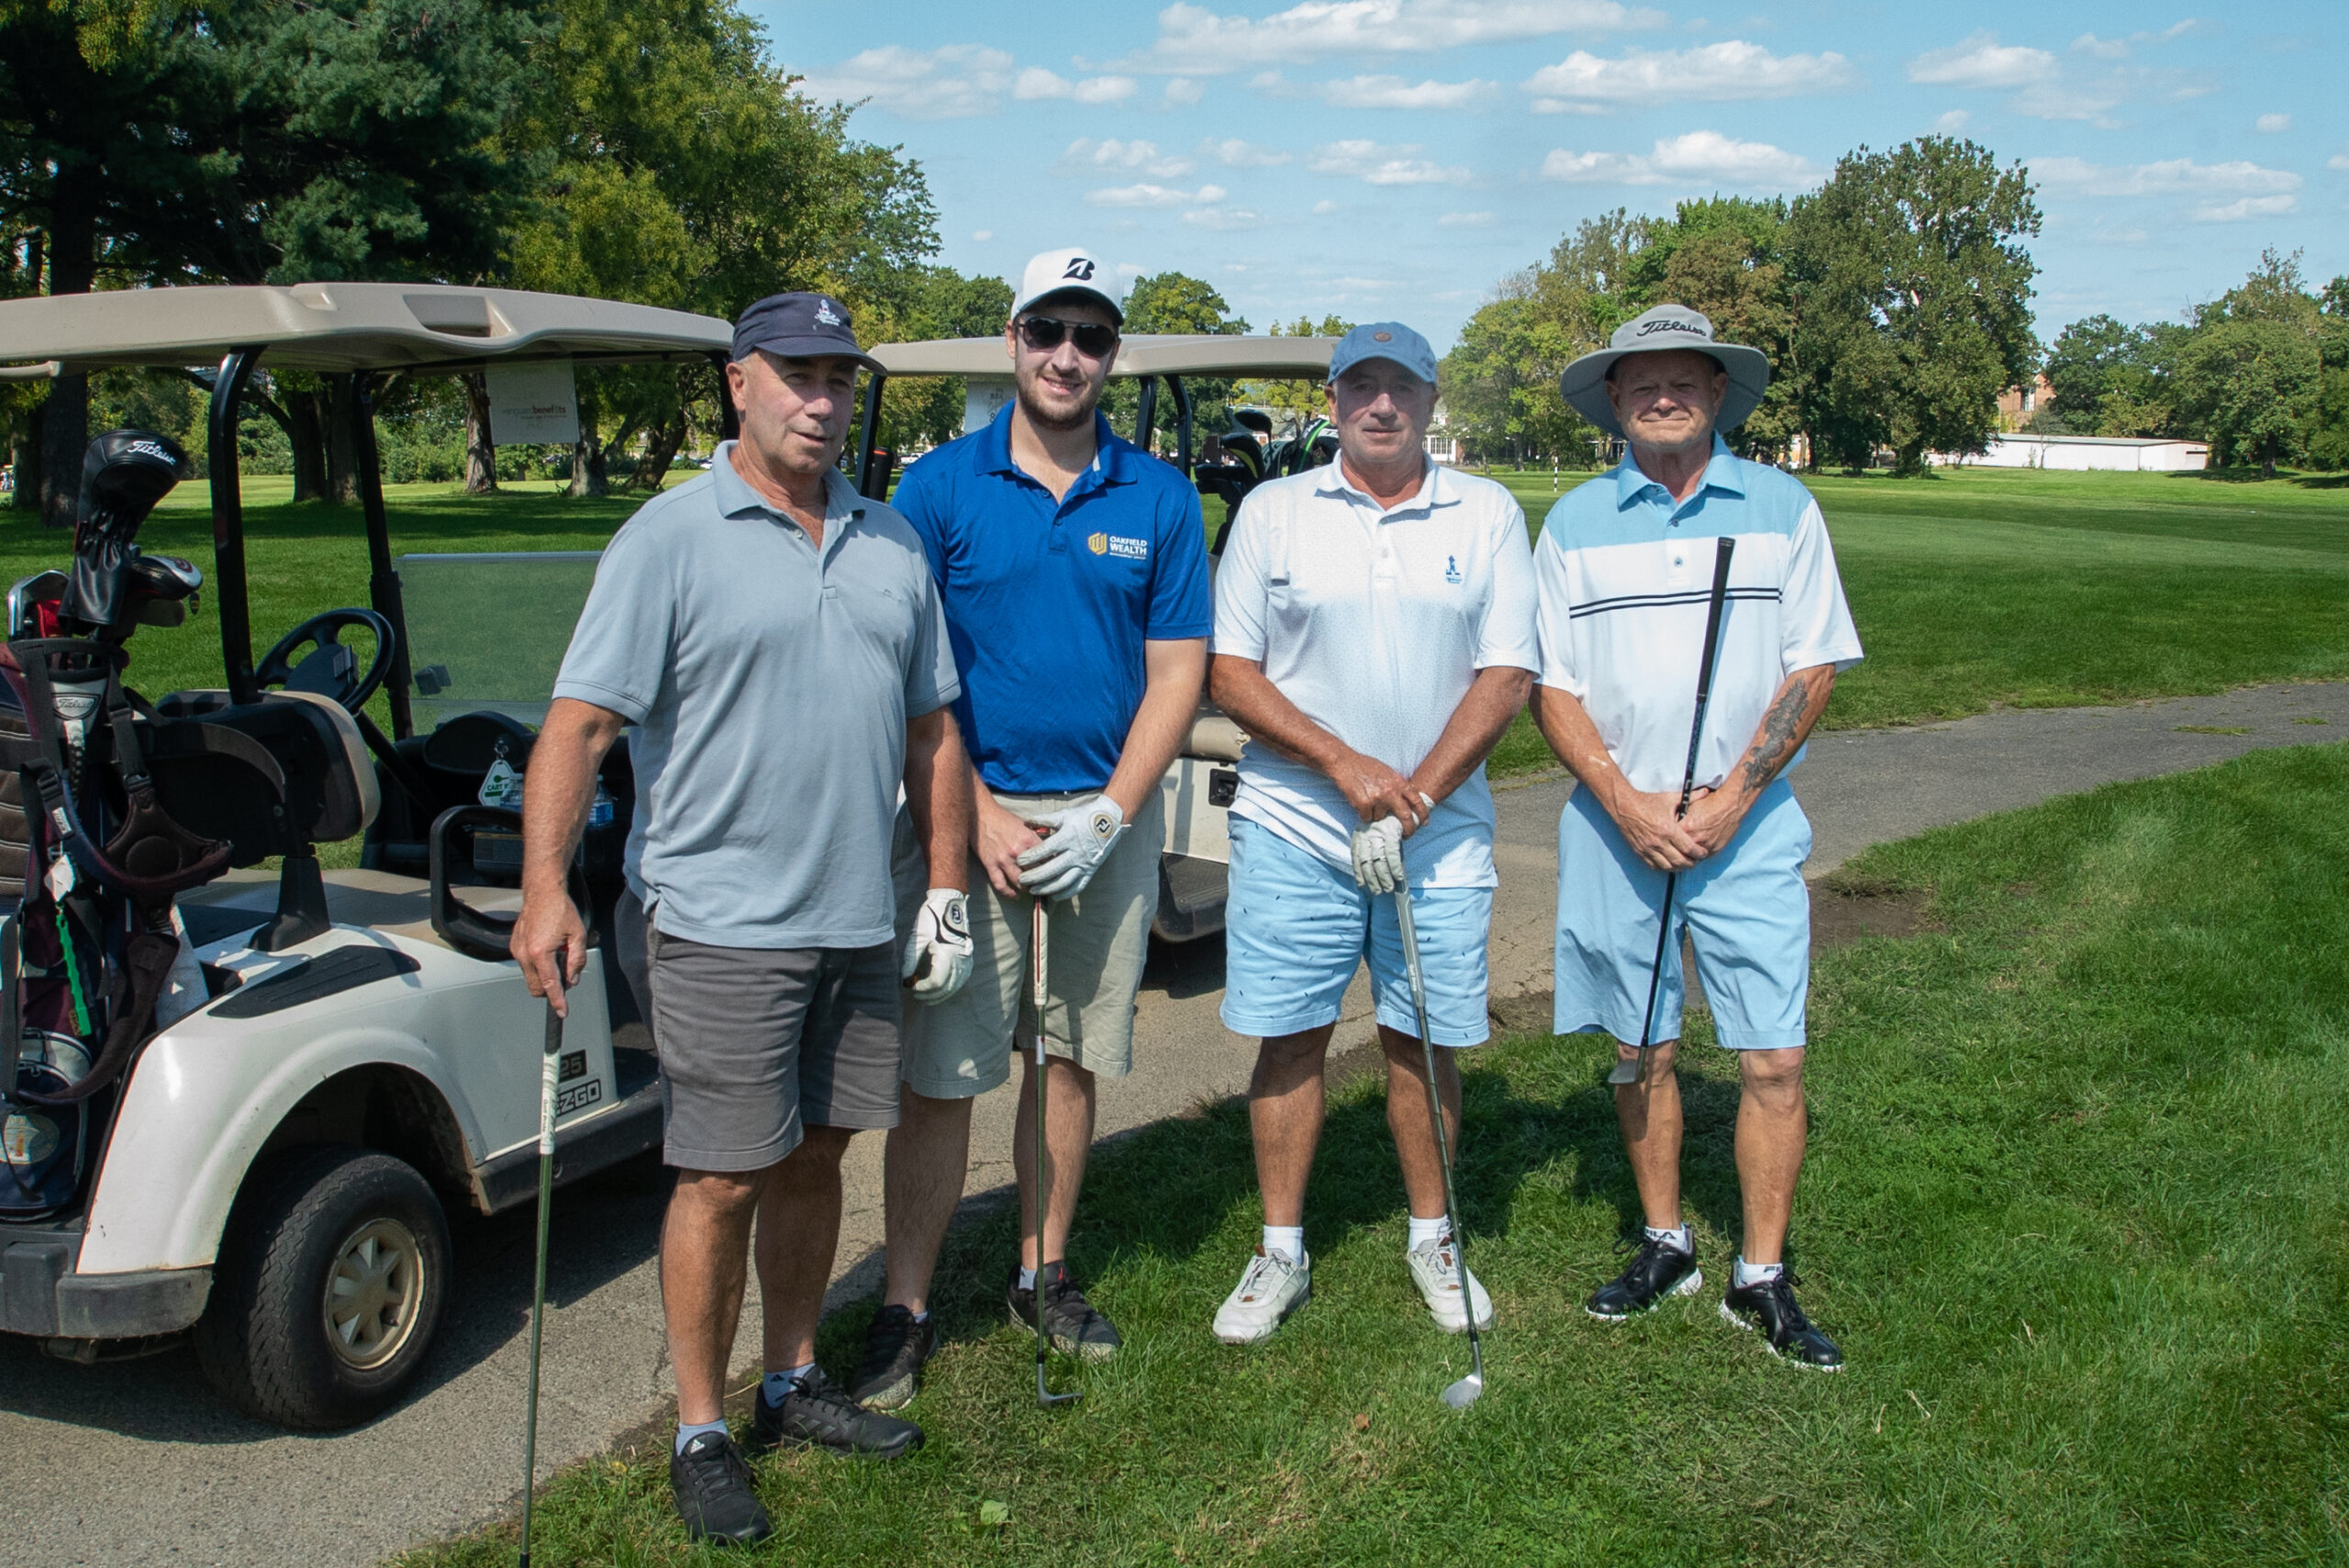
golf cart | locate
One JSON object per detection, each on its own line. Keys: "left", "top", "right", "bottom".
{"left": 852, "top": 333, "right": 1338, "bottom": 941}
{"left": 0, "top": 283, "right": 736, "bottom": 1429}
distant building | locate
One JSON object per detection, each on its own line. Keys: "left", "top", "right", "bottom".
{"left": 1998, "top": 374, "right": 2055, "bottom": 430}
{"left": 1932, "top": 434, "right": 2210, "bottom": 473}
{"left": 1424, "top": 399, "right": 1459, "bottom": 465}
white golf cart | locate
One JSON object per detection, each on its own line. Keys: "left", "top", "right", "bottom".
{"left": 0, "top": 284, "right": 735, "bottom": 1429}
{"left": 851, "top": 333, "right": 1339, "bottom": 941}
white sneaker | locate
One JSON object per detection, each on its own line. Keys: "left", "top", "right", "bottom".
{"left": 1212, "top": 1245, "right": 1311, "bottom": 1344}
{"left": 1407, "top": 1233, "right": 1494, "bottom": 1334}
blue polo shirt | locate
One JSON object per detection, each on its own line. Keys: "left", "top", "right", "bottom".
{"left": 891, "top": 406, "right": 1212, "bottom": 795}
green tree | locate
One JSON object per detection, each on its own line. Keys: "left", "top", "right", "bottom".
{"left": 2310, "top": 275, "right": 2349, "bottom": 470}
{"left": 2042, "top": 314, "right": 2143, "bottom": 431}
{"left": 1784, "top": 137, "right": 2042, "bottom": 473}
{"left": 2169, "top": 250, "right": 2322, "bottom": 474}
{"left": 1235, "top": 313, "right": 1350, "bottom": 423}
{"left": 1625, "top": 196, "right": 1799, "bottom": 462}
{"left": 1111, "top": 271, "right": 1246, "bottom": 451}
{"left": 871, "top": 264, "right": 1014, "bottom": 463}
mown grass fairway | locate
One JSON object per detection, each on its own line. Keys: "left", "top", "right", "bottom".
{"left": 401, "top": 742, "right": 2349, "bottom": 1566}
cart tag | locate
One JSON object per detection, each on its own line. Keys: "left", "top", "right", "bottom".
{"left": 479, "top": 739, "right": 524, "bottom": 810}
{"left": 43, "top": 850, "right": 74, "bottom": 902}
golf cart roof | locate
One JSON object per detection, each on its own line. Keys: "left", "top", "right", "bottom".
{"left": 0, "top": 283, "right": 732, "bottom": 376}
{"left": 871, "top": 334, "right": 1340, "bottom": 381}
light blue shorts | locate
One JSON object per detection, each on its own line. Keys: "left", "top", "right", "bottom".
{"left": 1553, "top": 778, "right": 1812, "bottom": 1051}
{"left": 1219, "top": 817, "right": 1493, "bottom": 1048}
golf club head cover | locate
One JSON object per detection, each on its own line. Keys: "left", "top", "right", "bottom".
{"left": 1016, "top": 795, "right": 1125, "bottom": 900}
{"left": 63, "top": 431, "right": 193, "bottom": 630}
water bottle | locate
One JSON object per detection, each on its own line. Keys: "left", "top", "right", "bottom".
{"left": 587, "top": 784, "right": 615, "bottom": 829}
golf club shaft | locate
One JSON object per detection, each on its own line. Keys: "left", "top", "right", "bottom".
{"left": 1629, "top": 536, "right": 1738, "bottom": 1086}
{"left": 1394, "top": 887, "right": 1482, "bottom": 1368}
{"left": 520, "top": 965, "right": 563, "bottom": 1568}
{"left": 1029, "top": 898, "right": 1074, "bottom": 1404}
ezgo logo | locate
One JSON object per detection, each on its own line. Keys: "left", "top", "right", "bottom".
{"left": 1087, "top": 533, "right": 1149, "bottom": 561}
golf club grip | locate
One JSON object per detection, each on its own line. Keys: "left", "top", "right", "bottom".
{"left": 1675, "top": 535, "right": 1739, "bottom": 815}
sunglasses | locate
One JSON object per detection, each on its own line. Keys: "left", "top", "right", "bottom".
{"left": 1016, "top": 316, "right": 1120, "bottom": 359}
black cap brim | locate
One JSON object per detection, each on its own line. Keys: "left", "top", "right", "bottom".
{"left": 736, "top": 335, "right": 885, "bottom": 375}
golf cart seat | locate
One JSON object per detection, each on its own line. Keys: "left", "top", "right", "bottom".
{"left": 149, "top": 688, "right": 379, "bottom": 860}
{"left": 360, "top": 713, "right": 635, "bottom": 886}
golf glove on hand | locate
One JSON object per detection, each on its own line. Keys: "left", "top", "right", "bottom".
{"left": 1350, "top": 815, "right": 1407, "bottom": 895}
{"left": 901, "top": 889, "right": 974, "bottom": 1004}
{"left": 1018, "top": 795, "right": 1126, "bottom": 900}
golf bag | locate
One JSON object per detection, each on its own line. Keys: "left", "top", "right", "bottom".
{"left": 0, "top": 431, "right": 227, "bottom": 1220}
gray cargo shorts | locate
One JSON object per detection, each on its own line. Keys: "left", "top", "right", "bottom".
{"left": 642, "top": 912, "right": 903, "bottom": 1173}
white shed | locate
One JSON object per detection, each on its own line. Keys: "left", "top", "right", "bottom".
{"left": 1936, "top": 434, "right": 2210, "bottom": 473}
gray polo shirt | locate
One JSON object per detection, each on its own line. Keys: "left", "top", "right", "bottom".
{"left": 552, "top": 446, "right": 958, "bottom": 949}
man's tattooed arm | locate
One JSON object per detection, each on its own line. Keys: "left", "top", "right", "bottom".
{"left": 1732, "top": 666, "right": 1835, "bottom": 797}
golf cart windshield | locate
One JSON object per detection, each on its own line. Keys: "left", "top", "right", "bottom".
{"left": 399, "top": 551, "right": 601, "bottom": 730}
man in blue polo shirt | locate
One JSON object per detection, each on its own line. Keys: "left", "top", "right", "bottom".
{"left": 855, "top": 247, "right": 1210, "bottom": 1408}
{"left": 1533, "top": 306, "right": 1862, "bottom": 1370}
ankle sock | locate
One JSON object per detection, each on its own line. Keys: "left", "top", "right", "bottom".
{"left": 762, "top": 1362, "right": 816, "bottom": 1403}
{"left": 910, "top": 1308, "right": 931, "bottom": 1325}
{"left": 1407, "top": 1214, "right": 1449, "bottom": 1251}
{"left": 1645, "top": 1223, "right": 1693, "bottom": 1255}
{"left": 674, "top": 1418, "right": 728, "bottom": 1455}
{"left": 1733, "top": 1255, "right": 1784, "bottom": 1287}
{"left": 1018, "top": 1266, "right": 1037, "bottom": 1291}
{"left": 1263, "top": 1224, "right": 1305, "bottom": 1262}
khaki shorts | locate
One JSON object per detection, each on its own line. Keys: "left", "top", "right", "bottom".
{"left": 895, "top": 790, "right": 1162, "bottom": 1098}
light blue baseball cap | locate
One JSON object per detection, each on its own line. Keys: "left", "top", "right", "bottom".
{"left": 1326, "top": 321, "right": 1438, "bottom": 385}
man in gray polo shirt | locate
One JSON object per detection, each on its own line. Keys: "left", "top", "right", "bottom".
{"left": 515, "top": 293, "right": 973, "bottom": 1548}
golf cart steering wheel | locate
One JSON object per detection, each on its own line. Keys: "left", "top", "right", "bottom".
{"left": 256, "top": 608, "right": 396, "bottom": 715}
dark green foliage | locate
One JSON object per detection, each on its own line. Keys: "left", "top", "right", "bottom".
{"left": 1110, "top": 270, "right": 1248, "bottom": 450}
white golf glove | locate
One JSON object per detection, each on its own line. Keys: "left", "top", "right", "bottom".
{"left": 901, "top": 888, "right": 974, "bottom": 1004}
{"left": 1350, "top": 815, "right": 1407, "bottom": 895}
{"left": 1017, "top": 795, "right": 1127, "bottom": 900}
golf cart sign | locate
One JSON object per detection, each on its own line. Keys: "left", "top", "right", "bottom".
{"left": 485, "top": 361, "right": 581, "bottom": 445}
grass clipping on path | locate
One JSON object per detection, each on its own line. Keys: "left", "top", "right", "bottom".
{"left": 405, "top": 744, "right": 2349, "bottom": 1565}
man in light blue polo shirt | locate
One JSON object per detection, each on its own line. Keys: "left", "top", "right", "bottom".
{"left": 860, "top": 247, "right": 1210, "bottom": 1407}
{"left": 1532, "top": 304, "right": 1863, "bottom": 1370}
{"left": 1207, "top": 321, "right": 1537, "bottom": 1347}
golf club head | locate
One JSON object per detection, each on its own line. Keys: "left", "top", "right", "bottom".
{"left": 63, "top": 431, "right": 194, "bottom": 630}
{"left": 7, "top": 570, "right": 66, "bottom": 637}
{"left": 1607, "top": 1058, "right": 1641, "bottom": 1086}
{"left": 1036, "top": 1362, "right": 1079, "bottom": 1407}
{"left": 1441, "top": 1373, "right": 1485, "bottom": 1409}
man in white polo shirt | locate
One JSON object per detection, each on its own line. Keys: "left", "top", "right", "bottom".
{"left": 1207, "top": 322, "right": 1537, "bottom": 1345}
{"left": 1533, "top": 304, "right": 1862, "bottom": 1371}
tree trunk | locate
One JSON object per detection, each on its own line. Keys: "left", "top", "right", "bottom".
{"left": 38, "top": 206, "right": 96, "bottom": 528}
{"left": 461, "top": 373, "right": 497, "bottom": 495}
{"left": 625, "top": 418, "right": 685, "bottom": 494}
{"left": 567, "top": 402, "right": 607, "bottom": 497}
{"left": 13, "top": 396, "right": 44, "bottom": 512}
{"left": 324, "top": 374, "right": 361, "bottom": 504}
{"left": 287, "top": 388, "right": 328, "bottom": 502}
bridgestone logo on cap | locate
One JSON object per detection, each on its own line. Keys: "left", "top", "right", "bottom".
{"left": 1639, "top": 317, "right": 1705, "bottom": 338}
{"left": 1063, "top": 258, "right": 1097, "bottom": 280}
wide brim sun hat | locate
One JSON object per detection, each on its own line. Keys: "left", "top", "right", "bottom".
{"left": 1559, "top": 304, "right": 1771, "bottom": 439}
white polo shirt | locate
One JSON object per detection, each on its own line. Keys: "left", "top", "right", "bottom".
{"left": 1533, "top": 437, "right": 1862, "bottom": 796}
{"left": 1212, "top": 459, "right": 1539, "bottom": 888}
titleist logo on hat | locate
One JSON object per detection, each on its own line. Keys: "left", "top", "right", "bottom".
{"left": 1637, "top": 317, "right": 1708, "bottom": 339}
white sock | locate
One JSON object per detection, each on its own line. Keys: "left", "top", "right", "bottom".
{"left": 1645, "top": 1223, "right": 1693, "bottom": 1255}
{"left": 674, "top": 1418, "right": 727, "bottom": 1455}
{"left": 910, "top": 1309, "right": 931, "bottom": 1324}
{"left": 762, "top": 1362, "right": 817, "bottom": 1403}
{"left": 1407, "top": 1214, "right": 1449, "bottom": 1251}
{"left": 1262, "top": 1224, "right": 1305, "bottom": 1262}
{"left": 1734, "top": 1255, "right": 1784, "bottom": 1287}
{"left": 1018, "top": 1266, "right": 1037, "bottom": 1290}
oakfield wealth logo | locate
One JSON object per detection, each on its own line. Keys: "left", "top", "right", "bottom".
{"left": 1088, "top": 531, "right": 1108, "bottom": 554}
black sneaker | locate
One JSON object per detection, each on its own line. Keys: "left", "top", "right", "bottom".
{"left": 669, "top": 1430, "right": 774, "bottom": 1546}
{"left": 1720, "top": 1272, "right": 1844, "bottom": 1372}
{"left": 746, "top": 1367, "right": 925, "bottom": 1459}
{"left": 1007, "top": 1260, "right": 1122, "bottom": 1362}
{"left": 1586, "top": 1234, "right": 1703, "bottom": 1319}
{"left": 850, "top": 1304, "right": 937, "bottom": 1411}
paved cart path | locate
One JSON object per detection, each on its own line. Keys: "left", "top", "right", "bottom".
{"left": 4, "top": 681, "right": 2343, "bottom": 1568}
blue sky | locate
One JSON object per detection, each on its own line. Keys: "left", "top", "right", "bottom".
{"left": 755, "top": 1, "right": 2345, "bottom": 351}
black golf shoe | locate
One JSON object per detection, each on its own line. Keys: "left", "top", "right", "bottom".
{"left": 1586, "top": 1235, "right": 1703, "bottom": 1319}
{"left": 1720, "top": 1272, "right": 1845, "bottom": 1371}
{"left": 669, "top": 1430, "right": 774, "bottom": 1546}
{"left": 747, "top": 1367, "right": 925, "bottom": 1460}
{"left": 850, "top": 1304, "right": 937, "bottom": 1411}
{"left": 1008, "top": 1260, "right": 1122, "bottom": 1361}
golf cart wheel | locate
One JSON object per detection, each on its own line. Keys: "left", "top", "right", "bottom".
{"left": 195, "top": 1145, "right": 451, "bottom": 1430}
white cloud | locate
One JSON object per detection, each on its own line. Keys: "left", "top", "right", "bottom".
{"left": 1163, "top": 77, "right": 1204, "bottom": 105}
{"left": 2033, "top": 155, "right": 2302, "bottom": 221}
{"left": 798, "top": 45, "right": 1021, "bottom": 119}
{"left": 1183, "top": 206, "right": 1266, "bottom": 230}
{"left": 1540, "top": 129, "right": 1817, "bottom": 190}
{"left": 1310, "top": 198, "right": 1341, "bottom": 214}
{"left": 2332, "top": 154, "right": 2349, "bottom": 172}
{"left": 2008, "top": 78, "right": 2129, "bottom": 123}
{"left": 972, "top": 229, "right": 993, "bottom": 241}
{"left": 1317, "top": 73, "right": 1497, "bottom": 108}
{"left": 2255, "top": 113, "right": 2291, "bottom": 133}
{"left": 1310, "top": 139, "right": 1472, "bottom": 184}
{"left": 1933, "top": 109, "right": 1970, "bottom": 132}
{"left": 2071, "top": 33, "right": 2131, "bottom": 61}
{"left": 1906, "top": 31, "right": 2057, "bottom": 90}
{"left": 1059, "top": 138, "right": 1196, "bottom": 177}
{"left": 1522, "top": 40, "right": 1852, "bottom": 111}
{"left": 1102, "top": 0, "right": 1667, "bottom": 75}
{"left": 1203, "top": 137, "right": 1294, "bottom": 168}
{"left": 1015, "top": 67, "right": 1139, "bottom": 103}
{"left": 1438, "top": 210, "right": 1497, "bottom": 227}
{"left": 1085, "top": 181, "right": 1229, "bottom": 207}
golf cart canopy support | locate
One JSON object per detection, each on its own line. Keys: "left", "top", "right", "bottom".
{"left": 0, "top": 283, "right": 738, "bottom": 735}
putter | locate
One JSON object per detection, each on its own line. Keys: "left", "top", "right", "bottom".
{"left": 1029, "top": 897, "right": 1078, "bottom": 1407}
{"left": 1611, "top": 535, "right": 1739, "bottom": 1090}
{"left": 1393, "top": 883, "right": 1486, "bottom": 1409}
{"left": 518, "top": 948, "right": 566, "bottom": 1568}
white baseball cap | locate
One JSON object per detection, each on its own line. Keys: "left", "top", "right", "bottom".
{"left": 1012, "top": 246, "right": 1123, "bottom": 324}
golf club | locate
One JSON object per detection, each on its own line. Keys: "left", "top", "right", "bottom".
{"left": 1030, "top": 897, "right": 1078, "bottom": 1407}
{"left": 518, "top": 945, "right": 566, "bottom": 1568}
{"left": 1393, "top": 882, "right": 1485, "bottom": 1409}
{"left": 1611, "top": 535, "right": 1739, "bottom": 1089}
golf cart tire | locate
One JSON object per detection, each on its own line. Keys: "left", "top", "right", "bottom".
{"left": 195, "top": 1145, "right": 451, "bottom": 1430}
